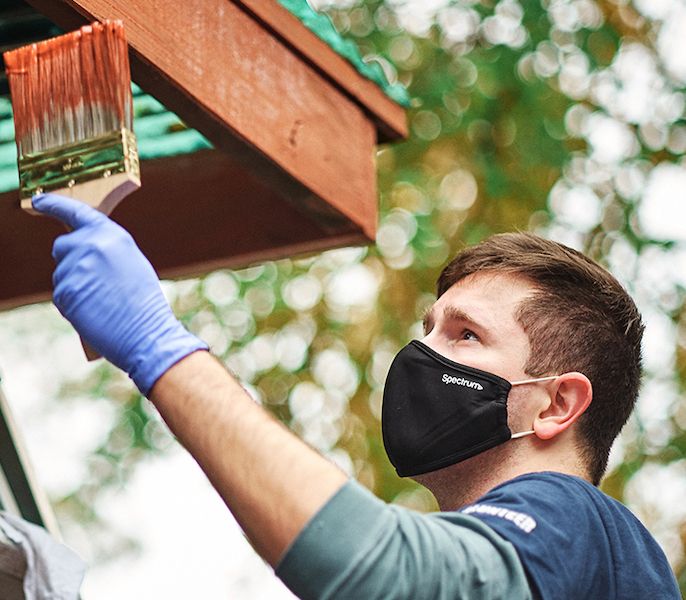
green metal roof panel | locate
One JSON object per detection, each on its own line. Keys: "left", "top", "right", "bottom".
{"left": 0, "top": 97, "right": 17, "bottom": 193}
{"left": 277, "top": 0, "right": 410, "bottom": 107}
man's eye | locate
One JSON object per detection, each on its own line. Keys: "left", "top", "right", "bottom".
{"left": 462, "top": 329, "right": 479, "bottom": 341}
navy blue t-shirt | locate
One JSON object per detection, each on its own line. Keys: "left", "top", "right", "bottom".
{"left": 460, "top": 472, "right": 680, "bottom": 599}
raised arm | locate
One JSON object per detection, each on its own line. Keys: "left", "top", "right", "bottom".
{"left": 148, "top": 350, "right": 347, "bottom": 564}
{"left": 32, "top": 193, "right": 346, "bottom": 565}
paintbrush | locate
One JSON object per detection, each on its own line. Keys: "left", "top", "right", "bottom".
{"left": 3, "top": 19, "right": 139, "bottom": 214}
{"left": 4, "top": 20, "right": 140, "bottom": 359}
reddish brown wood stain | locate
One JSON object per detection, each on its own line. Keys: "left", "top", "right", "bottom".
{"left": 235, "top": 0, "right": 407, "bottom": 142}
{"left": 4, "top": 0, "right": 407, "bottom": 309}
{"left": 5, "top": 20, "right": 132, "bottom": 156}
{"left": 0, "top": 149, "right": 368, "bottom": 310}
{"left": 24, "top": 0, "right": 388, "bottom": 236}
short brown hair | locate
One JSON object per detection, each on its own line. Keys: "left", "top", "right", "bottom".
{"left": 437, "top": 233, "right": 644, "bottom": 485}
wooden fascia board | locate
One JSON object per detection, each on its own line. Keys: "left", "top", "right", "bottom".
{"left": 19, "top": 0, "right": 408, "bottom": 142}
{"left": 234, "top": 0, "right": 408, "bottom": 142}
{"left": 0, "top": 149, "right": 369, "bottom": 311}
{"left": 24, "top": 0, "right": 381, "bottom": 240}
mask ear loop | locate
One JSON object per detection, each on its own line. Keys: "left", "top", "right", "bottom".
{"left": 510, "top": 375, "right": 559, "bottom": 386}
{"left": 508, "top": 375, "right": 560, "bottom": 439}
{"left": 511, "top": 430, "right": 535, "bottom": 439}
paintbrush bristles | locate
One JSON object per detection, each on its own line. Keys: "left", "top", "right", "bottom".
{"left": 4, "top": 20, "right": 132, "bottom": 157}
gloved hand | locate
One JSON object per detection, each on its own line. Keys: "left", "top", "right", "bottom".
{"left": 33, "top": 193, "right": 208, "bottom": 395}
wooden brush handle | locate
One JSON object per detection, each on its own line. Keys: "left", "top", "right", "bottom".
{"left": 28, "top": 172, "right": 141, "bottom": 362}
{"left": 81, "top": 339, "right": 101, "bottom": 362}
{"left": 22, "top": 171, "right": 140, "bottom": 215}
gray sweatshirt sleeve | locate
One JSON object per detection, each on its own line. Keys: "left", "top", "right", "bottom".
{"left": 275, "top": 480, "right": 532, "bottom": 600}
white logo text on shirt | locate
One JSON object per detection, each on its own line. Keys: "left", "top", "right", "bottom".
{"left": 462, "top": 503, "right": 537, "bottom": 533}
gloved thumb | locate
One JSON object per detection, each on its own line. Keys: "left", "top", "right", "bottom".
{"left": 32, "top": 193, "right": 106, "bottom": 229}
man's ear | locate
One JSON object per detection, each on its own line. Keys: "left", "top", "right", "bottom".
{"left": 533, "top": 372, "right": 592, "bottom": 440}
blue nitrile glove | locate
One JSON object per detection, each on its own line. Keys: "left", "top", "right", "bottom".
{"left": 32, "top": 193, "right": 208, "bottom": 395}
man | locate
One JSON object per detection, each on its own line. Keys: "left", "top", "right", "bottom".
{"left": 32, "top": 193, "right": 679, "bottom": 599}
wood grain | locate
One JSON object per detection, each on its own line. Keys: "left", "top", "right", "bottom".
{"left": 234, "top": 0, "right": 408, "bottom": 142}
{"left": 24, "top": 0, "right": 391, "bottom": 240}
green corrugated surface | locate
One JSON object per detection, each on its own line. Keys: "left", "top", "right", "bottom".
{"left": 0, "top": 1, "right": 408, "bottom": 194}
{"left": 277, "top": 0, "right": 410, "bottom": 107}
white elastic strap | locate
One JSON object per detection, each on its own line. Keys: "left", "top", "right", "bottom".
{"left": 508, "top": 376, "right": 557, "bottom": 440}
{"left": 510, "top": 375, "right": 559, "bottom": 386}
{"left": 510, "top": 430, "right": 535, "bottom": 439}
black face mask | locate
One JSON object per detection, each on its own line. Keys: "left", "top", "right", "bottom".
{"left": 382, "top": 340, "right": 557, "bottom": 477}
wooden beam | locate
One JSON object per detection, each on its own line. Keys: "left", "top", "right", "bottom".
{"left": 23, "top": 0, "right": 386, "bottom": 240}
{"left": 0, "top": 149, "right": 368, "bottom": 310}
{"left": 234, "top": 0, "right": 408, "bottom": 142}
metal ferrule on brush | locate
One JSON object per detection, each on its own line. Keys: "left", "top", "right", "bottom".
{"left": 18, "top": 128, "right": 139, "bottom": 200}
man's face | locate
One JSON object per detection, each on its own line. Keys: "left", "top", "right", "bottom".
{"left": 421, "top": 271, "right": 534, "bottom": 388}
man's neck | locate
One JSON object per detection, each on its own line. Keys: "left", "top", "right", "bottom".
{"left": 414, "top": 445, "right": 589, "bottom": 511}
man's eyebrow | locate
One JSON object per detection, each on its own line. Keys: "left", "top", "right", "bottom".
{"left": 443, "top": 306, "right": 489, "bottom": 332}
{"left": 422, "top": 305, "right": 488, "bottom": 334}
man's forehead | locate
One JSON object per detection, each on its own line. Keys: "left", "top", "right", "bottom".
{"left": 440, "top": 271, "right": 537, "bottom": 302}
{"left": 428, "top": 272, "right": 536, "bottom": 330}
{"left": 424, "top": 300, "right": 493, "bottom": 331}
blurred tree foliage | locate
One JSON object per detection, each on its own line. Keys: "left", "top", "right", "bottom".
{"left": 54, "top": 0, "right": 686, "bottom": 592}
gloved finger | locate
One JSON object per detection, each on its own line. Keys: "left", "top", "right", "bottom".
{"left": 32, "top": 193, "right": 106, "bottom": 230}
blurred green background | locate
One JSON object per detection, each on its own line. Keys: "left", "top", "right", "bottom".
{"left": 4, "top": 0, "right": 686, "bottom": 595}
